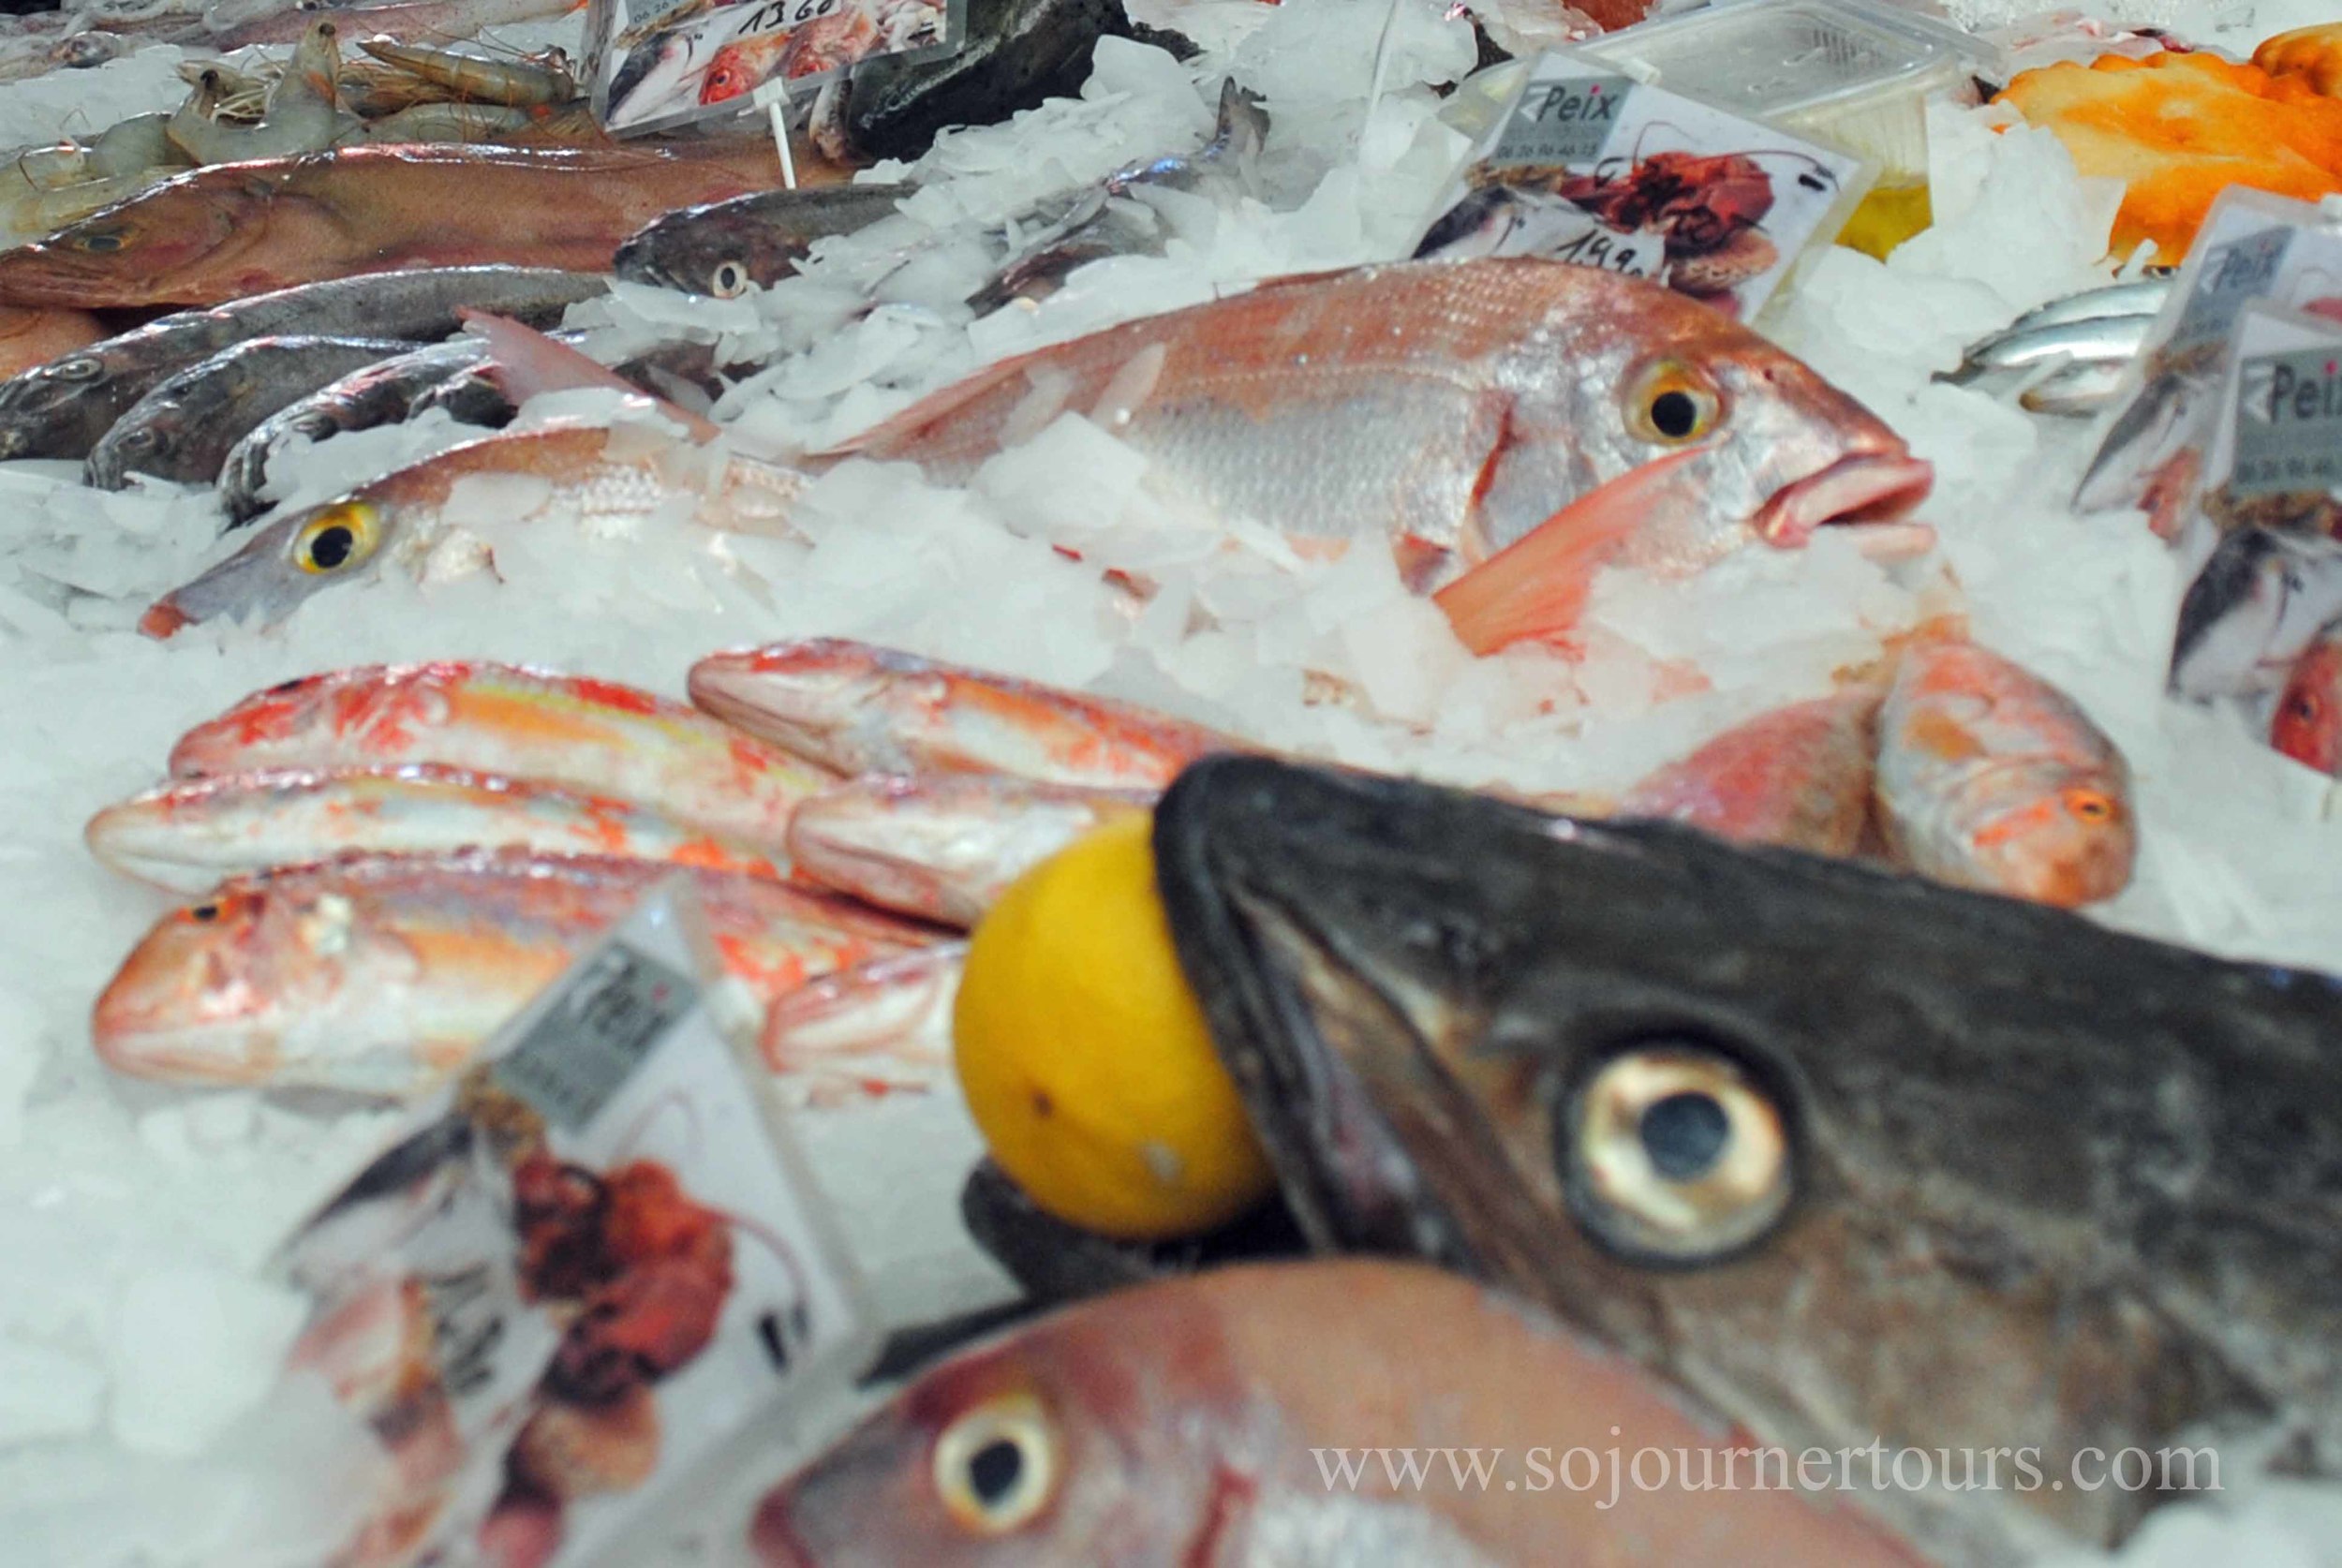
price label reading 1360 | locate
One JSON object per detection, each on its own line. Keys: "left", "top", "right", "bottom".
{"left": 739, "top": 0, "right": 837, "bottom": 30}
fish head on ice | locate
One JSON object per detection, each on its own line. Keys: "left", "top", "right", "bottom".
{"left": 688, "top": 638, "right": 916, "bottom": 764}
{"left": 752, "top": 1259, "right": 1931, "bottom": 1566}
{"left": 752, "top": 1274, "right": 1236, "bottom": 1565}
{"left": 2273, "top": 628, "right": 2342, "bottom": 773}
{"left": 1148, "top": 755, "right": 2342, "bottom": 1557}
{"left": 140, "top": 495, "right": 389, "bottom": 639}
{"left": 0, "top": 168, "right": 267, "bottom": 306}
{"left": 0, "top": 342, "right": 113, "bottom": 459}
{"left": 92, "top": 874, "right": 420, "bottom": 1087}
{"left": 1486, "top": 267, "right": 1934, "bottom": 562}
{"left": 2170, "top": 527, "right": 2342, "bottom": 701}
{"left": 614, "top": 202, "right": 803, "bottom": 300}
{"left": 168, "top": 662, "right": 454, "bottom": 776}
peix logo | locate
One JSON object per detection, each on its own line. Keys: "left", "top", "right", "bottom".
{"left": 1493, "top": 73, "right": 1636, "bottom": 169}
{"left": 2175, "top": 228, "right": 2296, "bottom": 349}
{"left": 2231, "top": 346, "right": 2342, "bottom": 496}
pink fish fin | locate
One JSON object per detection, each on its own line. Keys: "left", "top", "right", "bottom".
{"left": 1434, "top": 449, "right": 1710, "bottom": 657}
{"left": 816, "top": 339, "right": 1133, "bottom": 461}
{"left": 458, "top": 310, "right": 722, "bottom": 444}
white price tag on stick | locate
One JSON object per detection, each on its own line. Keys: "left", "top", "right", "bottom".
{"left": 1414, "top": 49, "right": 1872, "bottom": 320}
{"left": 272, "top": 876, "right": 876, "bottom": 1568}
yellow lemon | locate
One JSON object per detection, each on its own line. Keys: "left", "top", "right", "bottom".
{"left": 953, "top": 813, "right": 1276, "bottom": 1241}
{"left": 1835, "top": 177, "right": 1934, "bottom": 261}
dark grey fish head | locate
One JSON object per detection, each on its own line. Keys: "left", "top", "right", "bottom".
{"left": 613, "top": 185, "right": 915, "bottom": 298}
{"left": 1153, "top": 756, "right": 2342, "bottom": 1561}
{"left": 0, "top": 344, "right": 131, "bottom": 460}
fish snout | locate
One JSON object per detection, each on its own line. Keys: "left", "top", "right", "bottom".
{"left": 139, "top": 597, "right": 193, "bottom": 640}
{"left": 1755, "top": 453, "right": 1935, "bottom": 552}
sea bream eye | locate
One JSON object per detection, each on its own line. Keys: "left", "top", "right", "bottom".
{"left": 292, "top": 502, "right": 379, "bottom": 574}
{"left": 1559, "top": 1042, "right": 1792, "bottom": 1265}
{"left": 930, "top": 1390, "right": 1059, "bottom": 1535}
{"left": 1623, "top": 360, "right": 1724, "bottom": 445}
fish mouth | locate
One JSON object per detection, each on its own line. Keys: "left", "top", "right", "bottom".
{"left": 1149, "top": 757, "right": 1632, "bottom": 1292}
{"left": 1755, "top": 454, "right": 1934, "bottom": 553}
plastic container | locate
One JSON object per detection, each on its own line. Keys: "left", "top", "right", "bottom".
{"left": 1572, "top": 0, "right": 1985, "bottom": 179}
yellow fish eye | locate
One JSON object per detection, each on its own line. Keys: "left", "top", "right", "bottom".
{"left": 1623, "top": 359, "right": 1724, "bottom": 445}
{"left": 930, "top": 1390, "right": 1059, "bottom": 1535}
{"left": 72, "top": 228, "right": 126, "bottom": 254}
{"left": 292, "top": 503, "right": 379, "bottom": 575}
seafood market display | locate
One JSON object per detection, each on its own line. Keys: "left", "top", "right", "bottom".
{"left": 5, "top": 0, "right": 2342, "bottom": 1561}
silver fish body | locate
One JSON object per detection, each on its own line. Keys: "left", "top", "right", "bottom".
{"left": 0, "top": 265, "right": 606, "bottom": 461}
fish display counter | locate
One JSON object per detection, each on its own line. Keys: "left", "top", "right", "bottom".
{"left": 0, "top": 0, "right": 2339, "bottom": 1562}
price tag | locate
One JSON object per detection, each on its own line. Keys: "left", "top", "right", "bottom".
{"left": 584, "top": 0, "right": 966, "bottom": 138}
{"left": 270, "top": 877, "right": 876, "bottom": 1568}
{"left": 2077, "top": 187, "right": 2342, "bottom": 519}
{"left": 1413, "top": 50, "right": 1871, "bottom": 320}
{"left": 2231, "top": 345, "right": 2342, "bottom": 497}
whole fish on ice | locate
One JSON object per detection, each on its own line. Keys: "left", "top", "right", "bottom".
{"left": 751, "top": 1259, "right": 1919, "bottom": 1566}
{"left": 167, "top": 661, "right": 837, "bottom": 851}
{"left": 815, "top": 259, "right": 1934, "bottom": 646}
{"left": 87, "top": 763, "right": 788, "bottom": 891}
{"left": 690, "top": 638, "right": 1244, "bottom": 789}
{"left": 1873, "top": 634, "right": 2135, "bottom": 908}
{"left": 1152, "top": 756, "right": 2342, "bottom": 1561}
{"left": 141, "top": 411, "right": 800, "bottom": 635}
{"left": 93, "top": 851, "right": 936, "bottom": 1095}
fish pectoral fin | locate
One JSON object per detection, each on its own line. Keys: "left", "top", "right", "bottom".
{"left": 1433, "top": 448, "right": 1711, "bottom": 657}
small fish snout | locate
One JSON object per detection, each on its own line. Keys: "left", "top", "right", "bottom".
{"left": 139, "top": 599, "right": 192, "bottom": 641}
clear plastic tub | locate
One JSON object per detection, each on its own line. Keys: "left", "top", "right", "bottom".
{"left": 1572, "top": 0, "right": 1986, "bottom": 179}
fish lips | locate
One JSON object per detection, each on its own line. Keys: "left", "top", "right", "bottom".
{"left": 1150, "top": 756, "right": 1811, "bottom": 1303}
{"left": 1753, "top": 452, "right": 1935, "bottom": 554}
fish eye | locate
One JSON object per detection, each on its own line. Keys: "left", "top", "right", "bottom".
{"left": 72, "top": 229, "right": 125, "bottom": 254}
{"left": 2290, "top": 692, "right": 2323, "bottom": 723}
{"left": 188, "top": 903, "right": 218, "bottom": 923}
{"left": 931, "top": 1391, "right": 1059, "bottom": 1535}
{"left": 118, "top": 428, "right": 156, "bottom": 451}
{"left": 2062, "top": 788, "right": 2118, "bottom": 824}
{"left": 56, "top": 356, "right": 103, "bottom": 381}
{"left": 292, "top": 503, "right": 379, "bottom": 575}
{"left": 1559, "top": 1042, "right": 1791, "bottom": 1265}
{"left": 710, "top": 259, "right": 750, "bottom": 298}
{"left": 291, "top": 412, "right": 338, "bottom": 440}
{"left": 1623, "top": 360, "right": 1723, "bottom": 445}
